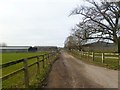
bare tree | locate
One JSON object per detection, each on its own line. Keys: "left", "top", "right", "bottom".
{"left": 71, "top": 26, "right": 88, "bottom": 50}
{"left": 64, "top": 36, "right": 78, "bottom": 50}
{"left": 70, "top": 1, "right": 120, "bottom": 44}
{"left": 69, "top": 0, "right": 120, "bottom": 64}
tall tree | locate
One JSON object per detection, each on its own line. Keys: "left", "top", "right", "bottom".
{"left": 71, "top": 26, "right": 88, "bottom": 50}
{"left": 70, "top": 1, "right": 120, "bottom": 44}
{"left": 64, "top": 36, "right": 78, "bottom": 50}
{"left": 70, "top": 0, "right": 120, "bottom": 64}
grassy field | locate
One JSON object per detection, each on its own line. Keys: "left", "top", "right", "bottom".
{"left": 2, "top": 52, "right": 46, "bottom": 64}
{"left": 69, "top": 50, "right": 119, "bottom": 70}
{"left": 1, "top": 52, "right": 58, "bottom": 88}
{"left": 2, "top": 52, "right": 46, "bottom": 76}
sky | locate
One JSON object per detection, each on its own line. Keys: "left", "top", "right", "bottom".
{"left": 0, "top": 0, "right": 85, "bottom": 47}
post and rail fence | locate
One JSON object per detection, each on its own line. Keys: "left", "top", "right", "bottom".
{"left": 72, "top": 50, "right": 119, "bottom": 64}
{"left": 80, "top": 51, "right": 119, "bottom": 63}
{"left": 0, "top": 51, "right": 58, "bottom": 88}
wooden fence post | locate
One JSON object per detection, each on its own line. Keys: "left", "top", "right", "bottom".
{"left": 45, "top": 54, "right": 48, "bottom": 65}
{"left": 23, "top": 59, "right": 29, "bottom": 88}
{"left": 81, "top": 51, "right": 83, "bottom": 57}
{"left": 119, "top": 53, "right": 120, "bottom": 65}
{"left": 92, "top": 52, "right": 94, "bottom": 61}
{"left": 83, "top": 52, "right": 84, "bottom": 56}
{"left": 80, "top": 51, "right": 81, "bottom": 58}
{"left": 48, "top": 54, "right": 49, "bottom": 59}
{"left": 85, "top": 52, "right": 86, "bottom": 56}
{"left": 87, "top": 52, "right": 88, "bottom": 56}
{"left": 87, "top": 52, "right": 89, "bottom": 60}
{"left": 37, "top": 56, "right": 40, "bottom": 74}
{"left": 48, "top": 54, "right": 50, "bottom": 64}
{"left": 118, "top": 37, "right": 120, "bottom": 65}
{"left": 49, "top": 53, "right": 52, "bottom": 64}
{"left": 102, "top": 53, "right": 105, "bottom": 63}
{"left": 81, "top": 51, "right": 82, "bottom": 56}
{"left": 47, "top": 54, "right": 49, "bottom": 64}
{"left": 42, "top": 55, "right": 45, "bottom": 68}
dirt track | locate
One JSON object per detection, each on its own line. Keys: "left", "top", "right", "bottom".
{"left": 45, "top": 51, "right": 118, "bottom": 88}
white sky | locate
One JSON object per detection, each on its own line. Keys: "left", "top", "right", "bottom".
{"left": 0, "top": 0, "right": 85, "bottom": 47}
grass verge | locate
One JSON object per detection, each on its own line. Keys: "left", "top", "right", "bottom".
{"left": 68, "top": 50, "right": 120, "bottom": 70}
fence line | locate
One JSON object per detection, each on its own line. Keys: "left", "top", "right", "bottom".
{"left": 74, "top": 50, "right": 119, "bottom": 64}
{"left": 1, "top": 52, "right": 57, "bottom": 88}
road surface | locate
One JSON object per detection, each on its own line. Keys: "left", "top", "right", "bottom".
{"left": 45, "top": 51, "right": 118, "bottom": 88}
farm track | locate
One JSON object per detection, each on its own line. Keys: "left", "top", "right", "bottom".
{"left": 45, "top": 51, "right": 118, "bottom": 88}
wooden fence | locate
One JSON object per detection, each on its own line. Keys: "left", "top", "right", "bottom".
{"left": 75, "top": 51, "right": 119, "bottom": 64}
{"left": 0, "top": 52, "right": 57, "bottom": 88}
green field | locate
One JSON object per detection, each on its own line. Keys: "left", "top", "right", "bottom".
{"left": 1, "top": 52, "right": 57, "bottom": 88}
{"left": 2, "top": 52, "right": 46, "bottom": 76}
{"left": 2, "top": 52, "right": 46, "bottom": 64}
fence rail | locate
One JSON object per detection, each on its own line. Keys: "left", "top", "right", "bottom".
{"left": 72, "top": 50, "right": 120, "bottom": 65}
{"left": 1, "top": 52, "right": 57, "bottom": 87}
{"left": 72, "top": 50, "right": 119, "bottom": 64}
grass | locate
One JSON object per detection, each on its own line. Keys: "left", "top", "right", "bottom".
{"left": 1, "top": 52, "right": 59, "bottom": 88}
{"left": 2, "top": 52, "right": 46, "bottom": 76}
{"left": 68, "top": 50, "right": 119, "bottom": 70}
{"left": 2, "top": 52, "right": 46, "bottom": 64}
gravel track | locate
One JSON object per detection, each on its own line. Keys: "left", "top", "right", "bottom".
{"left": 45, "top": 51, "right": 118, "bottom": 88}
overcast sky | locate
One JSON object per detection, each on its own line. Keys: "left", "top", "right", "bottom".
{"left": 0, "top": 0, "right": 85, "bottom": 47}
